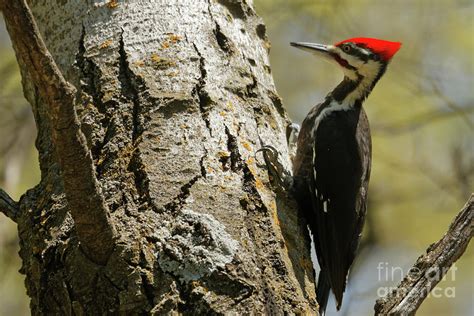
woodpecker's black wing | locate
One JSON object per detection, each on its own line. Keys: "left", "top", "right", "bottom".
{"left": 309, "top": 106, "right": 371, "bottom": 309}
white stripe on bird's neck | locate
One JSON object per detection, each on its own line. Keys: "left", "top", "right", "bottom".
{"left": 313, "top": 59, "right": 382, "bottom": 128}
{"left": 341, "top": 58, "right": 382, "bottom": 106}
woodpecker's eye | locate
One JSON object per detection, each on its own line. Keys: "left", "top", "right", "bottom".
{"left": 342, "top": 45, "right": 351, "bottom": 53}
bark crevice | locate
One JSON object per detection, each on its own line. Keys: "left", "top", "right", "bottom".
{"left": 75, "top": 27, "right": 113, "bottom": 166}
{"left": 214, "top": 22, "right": 236, "bottom": 55}
{"left": 117, "top": 30, "right": 143, "bottom": 144}
{"left": 192, "top": 42, "right": 212, "bottom": 134}
{"left": 162, "top": 152, "right": 207, "bottom": 214}
{"left": 217, "top": 0, "right": 248, "bottom": 20}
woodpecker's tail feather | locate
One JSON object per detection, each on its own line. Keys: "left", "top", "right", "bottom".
{"left": 316, "top": 271, "right": 330, "bottom": 316}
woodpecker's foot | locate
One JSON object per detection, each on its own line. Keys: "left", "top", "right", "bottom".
{"left": 256, "top": 145, "right": 293, "bottom": 192}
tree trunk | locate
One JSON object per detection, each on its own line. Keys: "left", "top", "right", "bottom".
{"left": 5, "top": 0, "right": 316, "bottom": 314}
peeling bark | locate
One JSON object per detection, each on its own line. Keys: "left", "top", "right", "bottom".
{"left": 2, "top": 0, "right": 317, "bottom": 314}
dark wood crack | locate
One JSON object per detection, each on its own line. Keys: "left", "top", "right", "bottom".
{"left": 192, "top": 43, "right": 212, "bottom": 133}
{"left": 162, "top": 153, "right": 207, "bottom": 214}
{"left": 118, "top": 30, "right": 143, "bottom": 144}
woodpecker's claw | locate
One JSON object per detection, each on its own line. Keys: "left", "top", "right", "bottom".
{"left": 256, "top": 145, "right": 293, "bottom": 192}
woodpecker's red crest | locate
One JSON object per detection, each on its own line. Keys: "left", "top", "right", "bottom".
{"left": 335, "top": 37, "right": 402, "bottom": 61}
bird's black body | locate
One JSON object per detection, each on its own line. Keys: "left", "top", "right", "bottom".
{"left": 293, "top": 98, "right": 371, "bottom": 311}
{"left": 288, "top": 38, "right": 400, "bottom": 314}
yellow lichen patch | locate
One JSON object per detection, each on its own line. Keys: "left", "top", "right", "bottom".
{"left": 248, "top": 164, "right": 256, "bottom": 175}
{"left": 269, "top": 199, "right": 277, "bottom": 213}
{"left": 226, "top": 101, "right": 234, "bottom": 111}
{"left": 249, "top": 163, "right": 265, "bottom": 190}
{"left": 167, "top": 34, "right": 182, "bottom": 44}
{"left": 107, "top": 0, "right": 119, "bottom": 9}
{"left": 219, "top": 111, "right": 227, "bottom": 117}
{"left": 218, "top": 151, "right": 230, "bottom": 158}
{"left": 150, "top": 53, "right": 176, "bottom": 69}
{"left": 150, "top": 53, "right": 161, "bottom": 63}
{"left": 241, "top": 141, "right": 252, "bottom": 151}
{"left": 160, "top": 34, "right": 182, "bottom": 48}
{"left": 255, "top": 177, "right": 264, "bottom": 190}
{"left": 270, "top": 200, "right": 280, "bottom": 227}
{"left": 246, "top": 157, "right": 255, "bottom": 165}
{"left": 133, "top": 60, "right": 145, "bottom": 67}
{"left": 100, "top": 39, "right": 113, "bottom": 49}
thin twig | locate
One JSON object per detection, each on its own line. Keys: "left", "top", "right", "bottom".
{"left": 0, "top": 189, "right": 19, "bottom": 222}
{"left": 374, "top": 194, "right": 473, "bottom": 315}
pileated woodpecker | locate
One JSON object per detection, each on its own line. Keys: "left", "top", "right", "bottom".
{"left": 289, "top": 38, "right": 401, "bottom": 314}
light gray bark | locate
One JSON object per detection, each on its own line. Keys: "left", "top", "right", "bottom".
{"left": 2, "top": 0, "right": 317, "bottom": 314}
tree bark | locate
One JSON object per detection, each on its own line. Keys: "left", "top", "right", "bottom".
{"left": 1, "top": 0, "right": 117, "bottom": 266}
{"left": 1, "top": 0, "right": 316, "bottom": 314}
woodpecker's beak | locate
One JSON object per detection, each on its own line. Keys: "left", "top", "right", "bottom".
{"left": 290, "top": 42, "right": 331, "bottom": 54}
{"left": 290, "top": 42, "right": 336, "bottom": 63}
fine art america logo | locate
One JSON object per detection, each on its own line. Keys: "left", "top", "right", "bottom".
{"left": 377, "top": 262, "right": 457, "bottom": 298}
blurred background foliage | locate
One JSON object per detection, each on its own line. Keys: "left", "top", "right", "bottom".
{"left": 0, "top": 1, "right": 472, "bottom": 315}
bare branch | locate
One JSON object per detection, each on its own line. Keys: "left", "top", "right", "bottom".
{"left": 374, "top": 194, "right": 473, "bottom": 315}
{"left": 0, "top": 189, "right": 18, "bottom": 222}
{"left": 0, "top": 0, "right": 116, "bottom": 264}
